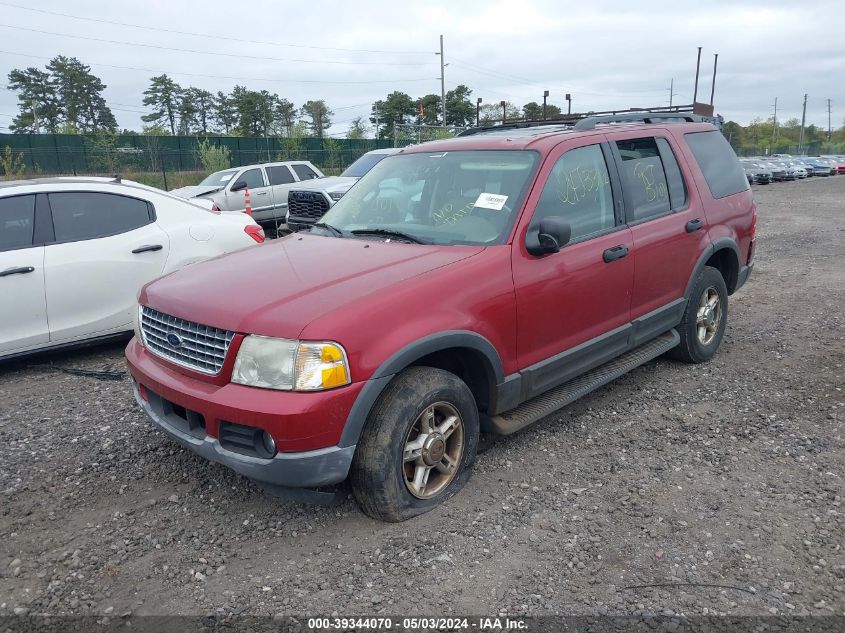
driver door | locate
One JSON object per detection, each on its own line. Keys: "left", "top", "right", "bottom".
{"left": 511, "top": 138, "right": 634, "bottom": 398}
{"left": 227, "top": 167, "right": 272, "bottom": 214}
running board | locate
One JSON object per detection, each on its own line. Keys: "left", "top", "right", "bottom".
{"left": 484, "top": 329, "right": 679, "bottom": 435}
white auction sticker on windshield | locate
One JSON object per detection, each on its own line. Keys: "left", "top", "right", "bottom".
{"left": 474, "top": 193, "right": 508, "bottom": 211}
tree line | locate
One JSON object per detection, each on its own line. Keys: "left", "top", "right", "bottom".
{"left": 6, "top": 55, "right": 843, "bottom": 147}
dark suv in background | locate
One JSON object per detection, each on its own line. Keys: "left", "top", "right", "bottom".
{"left": 127, "top": 111, "right": 755, "bottom": 521}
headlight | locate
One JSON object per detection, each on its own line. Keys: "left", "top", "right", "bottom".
{"left": 134, "top": 305, "right": 144, "bottom": 345}
{"left": 328, "top": 191, "right": 345, "bottom": 201}
{"left": 232, "top": 336, "right": 350, "bottom": 391}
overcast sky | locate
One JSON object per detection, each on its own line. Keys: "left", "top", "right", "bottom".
{"left": 1, "top": 0, "right": 843, "bottom": 135}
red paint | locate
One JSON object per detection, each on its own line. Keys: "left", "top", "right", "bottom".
{"left": 127, "top": 121, "right": 754, "bottom": 454}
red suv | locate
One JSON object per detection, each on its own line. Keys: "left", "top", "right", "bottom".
{"left": 126, "top": 113, "right": 755, "bottom": 522}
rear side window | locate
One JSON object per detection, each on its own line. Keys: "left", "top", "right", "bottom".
{"left": 267, "top": 165, "right": 295, "bottom": 185}
{"left": 533, "top": 144, "right": 615, "bottom": 242}
{"left": 614, "top": 137, "right": 671, "bottom": 222}
{"left": 237, "top": 168, "right": 266, "bottom": 189}
{"left": 0, "top": 194, "right": 35, "bottom": 251}
{"left": 656, "top": 137, "right": 687, "bottom": 211}
{"left": 685, "top": 130, "right": 748, "bottom": 198}
{"left": 49, "top": 192, "right": 153, "bottom": 242}
{"left": 293, "top": 164, "right": 320, "bottom": 180}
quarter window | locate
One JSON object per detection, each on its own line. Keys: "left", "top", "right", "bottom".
{"left": 533, "top": 144, "right": 615, "bottom": 242}
{"left": 237, "top": 168, "right": 266, "bottom": 190}
{"left": 614, "top": 137, "right": 671, "bottom": 222}
{"left": 0, "top": 194, "right": 35, "bottom": 251}
{"left": 292, "top": 164, "right": 320, "bottom": 180}
{"left": 267, "top": 165, "right": 295, "bottom": 185}
{"left": 684, "top": 130, "right": 748, "bottom": 198}
{"left": 49, "top": 192, "right": 153, "bottom": 242}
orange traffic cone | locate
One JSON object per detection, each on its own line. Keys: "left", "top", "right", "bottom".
{"left": 244, "top": 187, "right": 252, "bottom": 216}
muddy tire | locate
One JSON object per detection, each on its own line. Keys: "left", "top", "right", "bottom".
{"left": 350, "top": 367, "right": 479, "bottom": 522}
{"left": 669, "top": 266, "right": 728, "bottom": 364}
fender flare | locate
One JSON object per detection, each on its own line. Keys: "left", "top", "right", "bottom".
{"left": 684, "top": 238, "right": 740, "bottom": 299}
{"left": 338, "top": 331, "right": 505, "bottom": 448}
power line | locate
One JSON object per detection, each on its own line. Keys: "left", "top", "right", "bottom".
{"left": 0, "top": 25, "right": 432, "bottom": 67}
{"left": 0, "top": 50, "right": 436, "bottom": 85}
{"left": 0, "top": 1, "right": 429, "bottom": 55}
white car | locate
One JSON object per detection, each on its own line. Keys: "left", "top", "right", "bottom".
{"left": 0, "top": 176, "right": 264, "bottom": 360}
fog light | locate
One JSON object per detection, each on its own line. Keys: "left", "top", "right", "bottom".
{"left": 260, "top": 430, "right": 276, "bottom": 457}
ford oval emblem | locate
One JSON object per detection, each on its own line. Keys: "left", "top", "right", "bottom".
{"left": 166, "top": 332, "right": 183, "bottom": 347}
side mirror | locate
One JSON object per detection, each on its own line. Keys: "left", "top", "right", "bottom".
{"left": 230, "top": 179, "right": 248, "bottom": 192}
{"left": 526, "top": 216, "right": 571, "bottom": 256}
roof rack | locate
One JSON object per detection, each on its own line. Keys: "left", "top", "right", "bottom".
{"left": 457, "top": 103, "right": 722, "bottom": 137}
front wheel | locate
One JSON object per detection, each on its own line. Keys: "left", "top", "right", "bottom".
{"left": 350, "top": 367, "right": 479, "bottom": 522}
{"left": 668, "top": 266, "right": 728, "bottom": 364}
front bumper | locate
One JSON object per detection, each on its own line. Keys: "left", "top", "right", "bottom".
{"left": 125, "top": 338, "right": 363, "bottom": 488}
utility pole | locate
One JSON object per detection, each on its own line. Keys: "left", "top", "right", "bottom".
{"left": 566, "top": 93, "right": 572, "bottom": 115}
{"left": 693, "top": 46, "right": 702, "bottom": 104}
{"left": 438, "top": 35, "right": 446, "bottom": 129}
{"left": 374, "top": 104, "right": 379, "bottom": 140}
{"left": 799, "top": 93, "right": 808, "bottom": 155}
{"left": 772, "top": 97, "right": 778, "bottom": 146}
{"left": 476, "top": 97, "right": 482, "bottom": 127}
{"left": 500, "top": 100, "right": 506, "bottom": 124}
{"left": 668, "top": 78, "right": 677, "bottom": 108}
{"left": 828, "top": 98, "right": 832, "bottom": 141}
{"left": 31, "top": 98, "right": 39, "bottom": 133}
{"left": 542, "top": 90, "right": 549, "bottom": 120}
{"left": 709, "top": 53, "right": 718, "bottom": 106}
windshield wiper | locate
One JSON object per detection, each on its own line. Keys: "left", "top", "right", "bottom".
{"left": 350, "top": 228, "right": 430, "bottom": 244}
{"left": 310, "top": 222, "right": 345, "bottom": 238}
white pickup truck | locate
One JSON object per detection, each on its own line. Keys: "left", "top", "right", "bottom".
{"left": 171, "top": 161, "right": 324, "bottom": 232}
{"left": 286, "top": 149, "right": 402, "bottom": 232}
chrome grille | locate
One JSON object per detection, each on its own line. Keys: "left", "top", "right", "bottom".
{"left": 140, "top": 306, "right": 235, "bottom": 374}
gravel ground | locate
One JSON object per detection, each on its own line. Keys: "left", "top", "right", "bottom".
{"left": 0, "top": 176, "right": 843, "bottom": 620}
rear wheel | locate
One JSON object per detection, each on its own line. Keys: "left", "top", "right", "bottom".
{"left": 668, "top": 266, "right": 728, "bottom": 364}
{"left": 350, "top": 367, "right": 479, "bottom": 522}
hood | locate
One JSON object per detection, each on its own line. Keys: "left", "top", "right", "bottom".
{"left": 140, "top": 234, "right": 483, "bottom": 339}
{"left": 288, "top": 176, "right": 358, "bottom": 195}
{"left": 169, "top": 184, "right": 223, "bottom": 199}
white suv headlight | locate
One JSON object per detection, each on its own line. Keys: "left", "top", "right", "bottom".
{"left": 232, "top": 336, "right": 350, "bottom": 391}
{"left": 328, "top": 191, "right": 345, "bottom": 201}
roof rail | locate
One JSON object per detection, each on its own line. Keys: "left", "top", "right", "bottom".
{"left": 573, "top": 111, "right": 708, "bottom": 130}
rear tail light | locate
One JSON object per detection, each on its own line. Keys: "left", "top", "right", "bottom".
{"left": 750, "top": 202, "right": 757, "bottom": 240}
{"left": 244, "top": 224, "right": 265, "bottom": 243}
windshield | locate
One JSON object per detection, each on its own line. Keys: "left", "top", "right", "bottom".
{"left": 341, "top": 153, "right": 391, "bottom": 178}
{"left": 320, "top": 150, "right": 538, "bottom": 246}
{"left": 199, "top": 168, "right": 239, "bottom": 187}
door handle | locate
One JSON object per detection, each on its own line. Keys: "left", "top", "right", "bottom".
{"left": 603, "top": 245, "right": 629, "bottom": 263}
{"left": 256, "top": 191, "right": 269, "bottom": 195}
{"left": 0, "top": 266, "right": 35, "bottom": 277}
{"left": 132, "top": 244, "right": 163, "bottom": 254}
{"left": 685, "top": 218, "right": 704, "bottom": 233}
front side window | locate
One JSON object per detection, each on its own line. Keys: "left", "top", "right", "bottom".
{"left": 532, "top": 144, "right": 615, "bottom": 242}
{"left": 237, "top": 168, "right": 266, "bottom": 189}
{"left": 320, "top": 150, "right": 538, "bottom": 246}
{"left": 0, "top": 194, "right": 35, "bottom": 251}
{"left": 293, "top": 164, "right": 320, "bottom": 180}
{"left": 267, "top": 165, "right": 295, "bottom": 185}
{"left": 49, "top": 192, "right": 152, "bottom": 242}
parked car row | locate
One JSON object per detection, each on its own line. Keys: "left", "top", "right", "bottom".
{"left": 740, "top": 154, "right": 844, "bottom": 184}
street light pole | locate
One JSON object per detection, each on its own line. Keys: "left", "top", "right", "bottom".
{"left": 565, "top": 93, "right": 572, "bottom": 115}
{"left": 476, "top": 97, "right": 482, "bottom": 127}
{"left": 542, "top": 90, "right": 549, "bottom": 120}
{"left": 500, "top": 100, "right": 506, "bottom": 124}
